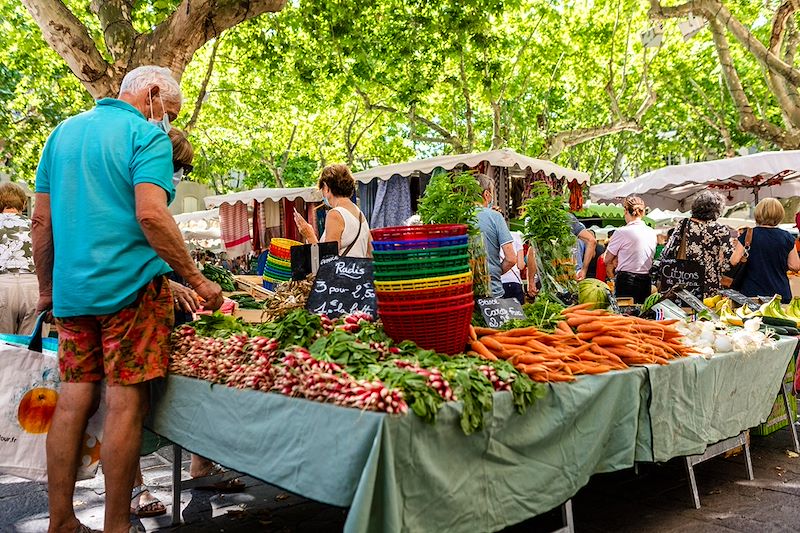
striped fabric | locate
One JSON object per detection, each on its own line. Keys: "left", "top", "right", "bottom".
{"left": 219, "top": 202, "right": 251, "bottom": 258}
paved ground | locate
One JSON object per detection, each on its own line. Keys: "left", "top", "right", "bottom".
{"left": 3, "top": 426, "right": 800, "bottom": 532}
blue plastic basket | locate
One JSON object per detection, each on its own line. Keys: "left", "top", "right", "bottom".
{"left": 372, "top": 234, "right": 468, "bottom": 252}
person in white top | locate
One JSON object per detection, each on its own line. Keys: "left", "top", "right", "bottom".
{"left": 500, "top": 231, "right": 525, "bottom": 304}
{"left": 604, "top": 195, "right": 656, "bottom": 304}
{"left": 294, "top": 164, "right": 372, "bottom": 258}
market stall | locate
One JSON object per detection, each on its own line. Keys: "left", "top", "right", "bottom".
{"left": 590, "top": 150, "right": 800, "bottom": 210}
{"left": 352, "top": 148, "right": 591, "bottom": 225}
{"left": 148, "top": 334, "right": 797, "bottom": 532}
{"left": 173, "top": 208, "right": 222, "bottom": 253}
{"left": 202, "top": 187, "right": 323, "bottom": 258}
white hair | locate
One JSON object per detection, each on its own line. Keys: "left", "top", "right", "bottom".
{"left": 119, "top": 66, "right": 182, "bottom": 105}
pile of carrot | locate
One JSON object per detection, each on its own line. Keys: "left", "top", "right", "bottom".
{"left": 467, "top": 303, "right": 695, "bottom": 383}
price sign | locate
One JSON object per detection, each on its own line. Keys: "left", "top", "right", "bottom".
{"left": 719, "top": 289, "right": 761, "bottom": 311}
{"left": 306, "top": 257, "right": 376, "bottom": 318}
{"left": 476, "top": 297, "right": 526, "bottom": 328}
{"left": 676, "top": 289, "right": 719, "bottom": 320}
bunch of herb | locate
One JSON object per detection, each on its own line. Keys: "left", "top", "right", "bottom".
{"left": 417, "top": 170, "right": 483, "bottom": 234}
{"left": 189, "top": 312, "right": 250, "bottom": 338}
{"left": 252, "top": 309, "right": 322, "bottom": 348}
{"left": 500, "top": 294, "right": 566, "bottom": 332}
{"left": 521, "top": 182, "right": 577, "bottom": 294}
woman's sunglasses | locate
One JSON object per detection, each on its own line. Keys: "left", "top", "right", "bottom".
{"left": 173, "top": 162, "right": 194, "bottom": 176}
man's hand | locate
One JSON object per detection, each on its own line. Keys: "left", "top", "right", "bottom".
{"left": 576, "top": 269, "right": 587, "bottom": 281}
{"left": 169, "top": 280, "right": 200, "bottom": 313}
{"left": 35, "top": 292, "right": 53, "bottom": 323}
{"left": 193, "top": 278, "right": 224, "bottom": 310}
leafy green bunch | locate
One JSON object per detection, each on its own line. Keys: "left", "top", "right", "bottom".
{"left": 417, "top": 170, "right": 483, "bottom": 234}
{"left": 520, "top": 182, "right": 575, "bottom": 249}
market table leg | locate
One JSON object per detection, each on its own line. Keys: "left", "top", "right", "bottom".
{"left": 172, "top": 443, "right": 182, "bottom": 526}
{"left": 683, "top": 430, "right": 751, "bottom": 509}
{"left": 560, "top": 499, "right": 575, "bottom": 533}
{"left": 780, "top": 381, "right": 800, "bottom": 453}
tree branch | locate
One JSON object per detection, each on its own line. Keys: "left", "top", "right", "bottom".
{"left": 90, "top": 0, "right": 137, "bottom": 64}
{"left": 543, "top": 121, "right": 642, "bottom": 160}
{"left": 185, "top": 35, "right": 223, "bottom": 134}
{"left": 132, "top": 0, "right": 287, "bottom": 86}
{"left": 650, "top": 0, "right": 800, "bottom": 86}
{"left": 21, "top": 0, "right": 114, "bottom": 98}
{"left": 708, "top": 17, "right": 800, "bottom": 148}
{"left": 460, "top": 50, "right": 475, "bottom": 152}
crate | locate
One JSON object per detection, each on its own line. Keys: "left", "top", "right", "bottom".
{"left": 752, "top": 358, "right": 797, "bottom": 437}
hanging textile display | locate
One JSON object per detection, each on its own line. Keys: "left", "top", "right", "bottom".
{"left": 219, "top": 202, "right": 252, "bottom": 258}
{"left": 369, "top": 175, "right": 412, "bottom": 229}
{"left": 568, "top": 180, "right": 585, "bottom": 211}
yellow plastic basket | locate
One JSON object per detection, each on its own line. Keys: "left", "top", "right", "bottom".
{"left": 374, "top": 271, "right": 473, "bottom": 292}
{"left": 269, "top": 238, "right": 302, "bottom": 250}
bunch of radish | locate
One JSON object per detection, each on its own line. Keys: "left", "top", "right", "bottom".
{"left": 336, "top": 311, "right": 373, "bottom": 333}
{"left": 394, "top": 360, "right": 455, "bottom": 401}
{"left": 478, "top": 365, "right": 513, "bottom": 391}
{"left": 274, "top": 348, "right": 407, "bottom": 413}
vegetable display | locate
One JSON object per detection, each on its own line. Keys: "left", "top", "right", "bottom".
{"left": 498, "top": 294, "right": 565, "bottom": 332}
{"left": 468, "top": 303, "right": 695, "bottom": 382}
{"left": 228, "top": 294, "right": 263, "bottom": 309}
{"left": 202, "top": 264, "right": 236, "bottom": 291}
{"left": 171, "top": 310, "right": 545, "bottom": 434}
{"left": 520, "top": 182, "right": 577, "bottom": 297}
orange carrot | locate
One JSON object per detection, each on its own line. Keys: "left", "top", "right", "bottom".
{"left": 556, "top": 321, "right": 573, "bottom": 335}
{"left": 481, "top": 336, "right": 506, "bottom": 353}
{"left": 468, "top": 324, "right": 478, "bottom": 341}
{"left": 563, "top": 302, "right": 596, "bottom": 313}
{"left": 474, "top": 326, "right": 500, "bottom": 336}
{"left": 469, "top": 340, "right": 498, "bottom": 361}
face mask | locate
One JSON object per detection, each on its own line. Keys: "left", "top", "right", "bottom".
{"left": 322, "top": 195, "right": 331, "bottom": 208}
{"left": 487, "top": 199, "right": 494, "bottom": 209}
{"left": 172, "top": 168, "right": 183, "bottom": 188}
{"left": 148, "top": 89, "right": 171, "bottom": 133}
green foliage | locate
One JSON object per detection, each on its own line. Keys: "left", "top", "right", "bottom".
{"left": 520, "top": 182, "right": 575, "bottom": 249}
{"left": 417, "top": 171, "right": 482, "bottom": 233}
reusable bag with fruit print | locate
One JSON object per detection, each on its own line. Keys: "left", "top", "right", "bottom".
{"left": 0, "top": 314, "right": 104, "bottom": 482}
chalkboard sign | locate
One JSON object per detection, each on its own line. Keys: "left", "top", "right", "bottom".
{"left": 476, "top": 297, "right": 526, "bottom": 328}
{"left": 676, "top": 289, "right": 719, "bottom": 319}
{"left": 659, "top": 259, "right": 705, "bottom": 299}
{"left": 306, "top": 257, "right": 376, "bottom": 318}
{"left": 719, "top": 289, "right": 761, "bottom": 311}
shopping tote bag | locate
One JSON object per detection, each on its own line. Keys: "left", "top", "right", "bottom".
{"left": 0, "top": 314, "right": 104, "bottom": 482}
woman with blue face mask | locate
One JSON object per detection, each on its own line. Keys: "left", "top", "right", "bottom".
{"left": 294, "top": 164, "right": 373, "bottom": 258}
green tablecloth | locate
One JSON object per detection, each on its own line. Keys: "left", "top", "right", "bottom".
{"left": 149, "top": 368, "right": 646, "bottom": 533}
{"left": 148, "top": 338, "right": 798, "bottom": 533}
{"left": 635, "top": 337, "right": 797, "bottom": 462}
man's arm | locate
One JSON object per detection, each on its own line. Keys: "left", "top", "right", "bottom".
{"left": 500, "top": 241, "right": 516, "bottom": 274}
{"left": 604, "top": 251, "right": 618, "bottom": 280}
{"left": 31, "top": 193, "right": 54, "bottom": 314}
{"left": 135, "top": 183, "right": 223, "bottom": 309}
{"left": 577, "top": 229, "right": 596, "bottom": 280}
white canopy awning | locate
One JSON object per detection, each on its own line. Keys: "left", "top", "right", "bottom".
{"left": 591, "top": 151, "right": 800, "bottom": 210}
{"left": 204, "top": 187, "right": 323, "bottom": 209}
{"left": 173, "top": 208, "right": 219, "bottom": 224}
{"left": 352, "top": 148, "right": 590, "bottom": 185}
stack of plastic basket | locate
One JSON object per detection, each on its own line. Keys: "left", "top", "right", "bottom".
{"left": 371, "top": 224, "right": 473, "bottom": 354}
{"left": 263, "top": 238, "right": 302, "bottom": 290}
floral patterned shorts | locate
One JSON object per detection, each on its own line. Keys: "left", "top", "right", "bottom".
{"left": 55, "top": 276, "right": 175, "bottom": 386}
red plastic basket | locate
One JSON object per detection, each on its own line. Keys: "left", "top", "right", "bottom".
{"left": 376, "top": 282, "right": 473, "bottom": 303}
{"left": 380, "top": 301, "right": 474, "bottom": 355}
{"left": 269, "top": 247, "right": 292, "bottom": 260}
{"left": 371, "top": 224, "right": 468, "bottom": 242}
{"left": 377, "top": 292, "right": 474, "bottom": 312}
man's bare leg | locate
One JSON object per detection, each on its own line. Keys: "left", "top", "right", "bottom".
{"left": 102, "top": 382, "right": 148, "bottom": 533}
{"left": 47, "top": 382, "right": 100, "bottom": 533}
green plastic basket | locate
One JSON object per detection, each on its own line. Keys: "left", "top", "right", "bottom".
{"left": 373, "top": 263, "right": 471, "bottom": 281}
{"left": 373, "top": 244, "right": 469, "bottom": 263}
{"left": 373, "top": 254, "right": 470, "bottom": 273}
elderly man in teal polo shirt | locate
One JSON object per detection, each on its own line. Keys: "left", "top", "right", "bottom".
{"left": 32, "top": 65, "right": 223, "bottom": 533}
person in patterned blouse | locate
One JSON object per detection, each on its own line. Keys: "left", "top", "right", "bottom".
{"left": 660, "top": 190, "right": 735, "bottom": 298}
{"left": 0, "top": 182, "right": 38, "bottom": 335}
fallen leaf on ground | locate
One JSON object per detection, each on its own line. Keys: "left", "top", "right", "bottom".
{"left": 275, "top": 493, "right": 290, "bottom": 501}
{"left": 786, "top": 450, "right": 799, "bottom": 458}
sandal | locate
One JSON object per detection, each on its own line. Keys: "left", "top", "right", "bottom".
{"left": 192, "top": 464, "right": 246, "bottom": 493}
{"left": 131, "top": 484, "right": 167, "bottom": 518}
{"left": 74, "top": 524, "right": 101, "bottom": 533}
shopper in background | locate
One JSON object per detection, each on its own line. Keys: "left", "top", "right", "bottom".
{"left": 604, "top": 195, "right": 657, "bottom": 303}
{"left": 0, "top": 182, "right": 38, "bottom": 335}
{"left": 294, "top": 164, "right": 372, "bottom": 258}
{"left": 585, "top": 229, "right": 605, "bottom": 280}
{"left": 660, "top": 191, "right": 734, "bottom": 298}
{"left": 569, "top": 214, "right": 596, "bottom": 280}
{"left": 730, "top": 198, "right": 800, "bottom": 301}
{"left": 473, "top": 173, "right": 515, "bottom": 298}
{"left": 500, "top": 231, "right": 525, "bottom": 304}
